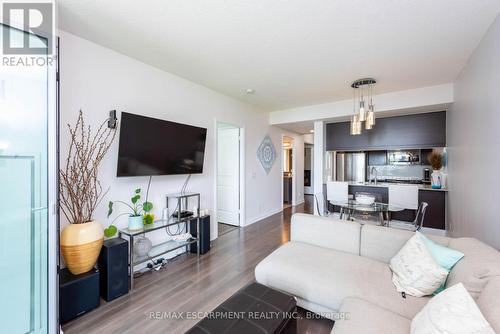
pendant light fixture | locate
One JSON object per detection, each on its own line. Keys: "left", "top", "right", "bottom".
{"left": 350, "top": 78, "right": 376, "bottom": 135}
{"left": 350, "top": 86, "right": 362, "bottom": 135}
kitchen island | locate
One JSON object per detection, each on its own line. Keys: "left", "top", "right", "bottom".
{"left": 326, "top": 182, "right": 447, "bottom": 230}
{"left": 346, "top": 181, "right": 448, "bottom": 192}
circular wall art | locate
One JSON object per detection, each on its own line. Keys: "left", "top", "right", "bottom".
{"left": 257, "top": 135, "right": 276, "bottom": 175}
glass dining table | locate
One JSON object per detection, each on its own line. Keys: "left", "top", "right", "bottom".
{"left": 330, "top": 200, "right": 404, "bottom": 226}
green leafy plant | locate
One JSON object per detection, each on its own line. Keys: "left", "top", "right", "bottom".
{"left": 104, "top": 224, "right": 117, "bottom": 238}
{"left": 107, "top": 188, "right": 154, "bottom": 223}
{"left": 143, "top": 214, "right": 154, "bottom": 225}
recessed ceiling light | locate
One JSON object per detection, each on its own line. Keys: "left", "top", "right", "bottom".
{"left": 245, "top": 88, "right": 255, "bottom": 94}
{"left": 310, "top": 129, "right": 314, "bottom": 133}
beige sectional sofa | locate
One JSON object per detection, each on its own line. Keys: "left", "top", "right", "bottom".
{"left": 255, "top": 213, "right": 500, "bottom": 333}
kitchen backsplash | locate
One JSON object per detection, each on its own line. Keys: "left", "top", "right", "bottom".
{"left": 368, "top": 164, "right": 431, "bottom": 180}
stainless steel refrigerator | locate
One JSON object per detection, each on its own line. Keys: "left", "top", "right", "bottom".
{"left": 335, "top": 152, "right": 366, "bottom": 183}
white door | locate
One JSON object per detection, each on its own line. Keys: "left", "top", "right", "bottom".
{"left": 217, "top": 127, "right": 240, "bottom": 226}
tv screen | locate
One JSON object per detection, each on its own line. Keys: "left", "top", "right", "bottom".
{"left": 117, "top": 112, "right": 207, "bottom": 177}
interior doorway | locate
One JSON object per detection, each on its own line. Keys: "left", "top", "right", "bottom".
{"left": 304, "top": 144, "right": 314, "bottom": 195}
{"left": 282, "top": 136, "right": 295, "bottom": 209}
{"left": 216, "top": 122, "right": 244, "bottom": 237}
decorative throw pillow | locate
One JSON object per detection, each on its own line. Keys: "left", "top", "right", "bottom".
{"left": 418, "top": 232, "right": 464, "bottom": 270}
{"left": 390, "top": 233, "right": 448, "bottom": 297}
{"left": 417, "top": 232, "right": 464, "bottom": 294}
{"left": 411, "top": 283, "right": 495, "bottom": 334}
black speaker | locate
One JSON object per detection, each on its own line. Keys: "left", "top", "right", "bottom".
{"left": 98, "top": 238, "right": 129, "bottom": 302}
{"left": 190, "top": 215, "right": 211, "bottom": 254}
{"left": 59, "top": 268, "right": 100, "bottom": 323}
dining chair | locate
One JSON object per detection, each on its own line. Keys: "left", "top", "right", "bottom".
{"left": 326, "top": 181, "right": 349, "bottom": 219}
{"left": 315, "top": 192, "right": 336, "bottom": 217}
{"left": 388, "top": 184, "right": 419, "bottom": 211}
{"left": 388, "top": 184, "right": 421, "bottom": 230}
{"left": 389, "top": 202, "right": 428, "bottom": 231}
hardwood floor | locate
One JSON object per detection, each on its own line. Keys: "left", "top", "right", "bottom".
{"left": 217, "top": 222, "right": 240, "bottom": 236}
{"left": 62, "top": 195, "right": 333, "bottom": 333}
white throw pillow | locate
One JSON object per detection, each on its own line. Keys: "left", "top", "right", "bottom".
{"left": 390, "top": 233, "right": 448, "bottom": 297}
{"left": 411, "top": 283, "right": 494, "bottom": 334}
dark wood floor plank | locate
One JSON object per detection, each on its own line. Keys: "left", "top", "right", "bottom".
{"left": 62, "top": 196, "right": 333, "bottom": 334}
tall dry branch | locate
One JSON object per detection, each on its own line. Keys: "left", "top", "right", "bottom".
{"left": 59, "top": 110, "right": 117, "bottom": 224}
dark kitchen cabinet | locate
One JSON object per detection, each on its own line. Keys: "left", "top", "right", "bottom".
{"left": 368, "top": 151, "right": 387, "bottom": 166}
{"left": 418, "top": 190, "right": 446, "bottom": 230}
{"left": 349, "top": 185, "right": 388, "bottom": 202}
{"left": 421, "top": 149, "right": 433, "bottom": 165}
{"left": 326, "top": 111, "right": 446, "bottom": 151}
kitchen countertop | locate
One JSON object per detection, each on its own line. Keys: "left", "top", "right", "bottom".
{"left": 345, "top": 181, "right": 448, "bottom": 192}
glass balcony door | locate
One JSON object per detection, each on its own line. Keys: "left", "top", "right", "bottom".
{"left": 0, "top": 24, "right": 57, "bottom": 334}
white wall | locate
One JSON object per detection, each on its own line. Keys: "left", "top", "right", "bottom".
{"left": 448, "top": 14, "right": 500, "bottom": 248}
{"left": 303, "top": 133, "right": 314, "bottom": 145}
{"left": 59, "top": 31, "right": 303, "bottom": 246}
{"left": 313, "top": 121, "right": 324, "bottom": 214}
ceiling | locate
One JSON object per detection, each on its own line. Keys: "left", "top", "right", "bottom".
{"left": 58, "top": 0, "right": 500, "bottom": 111}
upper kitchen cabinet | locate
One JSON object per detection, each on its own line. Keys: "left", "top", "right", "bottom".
{"left": 326, "top": 111, "right": 446, "bottom": 151}
{"left": 368, "top": 151, "right": 387, "bottom": 165}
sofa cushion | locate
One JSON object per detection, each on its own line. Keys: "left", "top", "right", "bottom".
{"left": 360, "top": 224, "right": 450, "bottom": 263}
{"left": 411, "top": 283, "right": 494, "bottom": 334}
{"left": 332, "top": 297, "right": 411, "bottom": 334}
{"left": 291, "top": 213, "right": 361, "bottom": 255}
{"left": 417, "top": 231, "right": 464, "bottom": 294}
{"left": 446, "top": 238, "right": 500, "bottom": 298}
{"left": 477, "top": 277, "right": 500, "bottom": 333}
{"left": 390, "top": 233, "right": 449, "bottom": 297}
{"left": 255, "top": 241, "right": 429, "bottom": 319}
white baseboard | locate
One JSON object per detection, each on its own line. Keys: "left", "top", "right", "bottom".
{"left": 245, "top": 207, "right": 283, "bottom": 226}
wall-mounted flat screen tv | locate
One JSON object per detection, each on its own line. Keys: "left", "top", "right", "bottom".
{"left": 117, "top": 112, "right": 207, "bottom": 177}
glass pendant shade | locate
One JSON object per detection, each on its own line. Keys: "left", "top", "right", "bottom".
{"left": 365, "top": 116, "right": 373, "bottom": 130}
{"left": 369, "top": 104, "right": 376, "bottom": 124}
{"left": 350, "top": 114, "right": 362, "bottom": 135}
{"left": 365, "top": 107, "right": 375, "bottom": 130}
{"left": 359, "top": 101, "right": 366, "bottom": 121}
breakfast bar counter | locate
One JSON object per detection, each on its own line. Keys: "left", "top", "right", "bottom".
{"left": 324, "top": 181, "right": 447, "bottom": 230}
{"left": 346, "top": 181, "right": 448, "bottom": 192}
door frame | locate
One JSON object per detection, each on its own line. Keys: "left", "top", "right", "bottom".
{"left": 214, "top": 120, "right": 245, "bottom": 238}
{"left": 304, "top": 143, "right": 314, "bottom": 195}
{"left": 281, "top": 135, "right": 296, "bottom": 207}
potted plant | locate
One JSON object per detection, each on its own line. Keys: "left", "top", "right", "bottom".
{"left": 107, "top": 188, "right": 153, "bottom": 230}
{"left": 428, "top": 151, "right": 443, "bottom": 189}
{"left": 59, "top": 111, "right": 116, "bottom": 275}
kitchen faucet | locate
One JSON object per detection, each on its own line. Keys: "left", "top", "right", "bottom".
{"left": 370, "top": 166, "right": 378, "bottom": 185}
